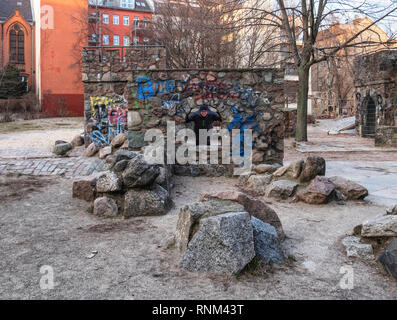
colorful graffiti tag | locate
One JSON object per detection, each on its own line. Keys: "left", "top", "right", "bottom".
{"left": 85, "top": 96, "right": 128, "bottom": 146}
{"left": 135, "top": 72, "right": 273, "bottom": 155}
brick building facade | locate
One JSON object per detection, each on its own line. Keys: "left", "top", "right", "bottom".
{"left": 0, "top": 0, "right": 35, "bottom": 91}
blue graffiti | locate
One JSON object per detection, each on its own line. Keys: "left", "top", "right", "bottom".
{"left": 137, "top": 77, "right": 184, "bottom": 99}
{"left": 227, "top": 106, "right": 260, "bottom": 156}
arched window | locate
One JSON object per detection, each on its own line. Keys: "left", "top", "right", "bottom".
{"left": 9, "top": 25, "right": 24, "bottom": 63}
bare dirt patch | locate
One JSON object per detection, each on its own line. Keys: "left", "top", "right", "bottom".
{"left": 0, "top": 174, "right": 55, "bottom": 203}
{"left": 0, "top": 117, "right": 84, "bottom": 135}
{"left": 285, "top": 122, "right": 397, "bottom": 162}
{"left": 0, "top": 176, "right": 396, "bottom": 299}
{"left": 82, "top": 218, "right": 155, "bottom": 234}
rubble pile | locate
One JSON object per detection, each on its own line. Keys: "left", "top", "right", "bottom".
{"left": 239, "top": 156, "right": 368, "bottom": 205}
{"left": 52, "top": 132, "right": 128, "bottom": 159}
{"left": 72, "top": 149, "right": 173, "bottom": 218}
{"left": 343, "top": 204, "right": 397, "bottom": 280}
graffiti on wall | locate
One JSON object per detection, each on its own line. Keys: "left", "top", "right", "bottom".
{"left": 135, "top": 72, "right": 273, "bottom": 155}
{"left": 86, "top": 96, "right": 128, "bottom": 146}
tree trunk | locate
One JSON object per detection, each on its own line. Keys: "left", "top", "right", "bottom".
{"left": 295, "top": 64, "right": 310, "bottom": 142}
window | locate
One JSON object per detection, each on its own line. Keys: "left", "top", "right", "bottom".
{"left": 9, "top": 24, "right": 24, "bottom": 63}
{"left": 123, "top": 16, "right": 129, "bottom": 26}
{"left": 143, "top": 37, "right": 149, "bottom": 43}
{"left": 123, "top": 36, "right": 130, "bottom": 46}
{"left": 143, "top": 17, "right": 149, "bottom": 27}
{"left": 121, "top": 0, "right": 133, "bottom": 8}
{"left": 113, "top": 15, "right": 119, "bottom": 25}
{"left": 103, "top": 14, "right": 109, "bottom": 24}
{"left": 103, "top": 34, "right": 109, "bottom": 45}
{"left": 133, "top": 17, "right": 139, "bottom": 26}
{"left": 133, "top": 36, "right": 139, "bottom": 44}
{"left": 113, "top": 35, "right": 119, "bottom": 46}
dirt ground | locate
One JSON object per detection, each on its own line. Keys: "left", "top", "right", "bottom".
{"left": 285, "top": 121, "right": 397, "bottom": 162}
{"left": 0, "top": 117, "right": 84, "bottom": 135}
{"left": 0, "top": 174, "right": 396, "bottom": 300}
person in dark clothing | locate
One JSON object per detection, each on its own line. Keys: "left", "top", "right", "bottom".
{"left": 186, "top": 105, "right": 221, "bottom": 145}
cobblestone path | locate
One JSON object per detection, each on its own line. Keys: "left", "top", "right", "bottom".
{"left": 0, "top": 157, "right": 109, "bottom": 178}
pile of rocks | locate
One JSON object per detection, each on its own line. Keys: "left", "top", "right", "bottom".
{"left": 83, "top": 133, "right": 128, "bottom": 158}
{"left": 239, "top": 156, "right": 368, "bottom": 205}
{"left": 343, "top": 204, "right": 397, "bottom": 280}
{"left": 72, "top": 149, "right": 173, "bottom": 218}
{"left": 173, "top": 191, "right": 285, "bottom": 274}
{"left": 52, "top": 135, "right": 85, "bottom": 156}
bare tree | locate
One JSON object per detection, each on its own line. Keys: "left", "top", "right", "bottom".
{"left": 236, "top": 0, "right": 397, "bottom": 141}
{"left": 151, "top": 0, "right": 242, "bottom": 68}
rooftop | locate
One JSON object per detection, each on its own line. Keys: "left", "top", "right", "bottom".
{"left": 0, "top": 0, "right": 33, "bottom": 23}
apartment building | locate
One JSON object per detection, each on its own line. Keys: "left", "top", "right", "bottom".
{"left": 88, "top": 0, "right": 154, "bottom": 47}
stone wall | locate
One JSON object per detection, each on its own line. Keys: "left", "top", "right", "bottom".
{"left": 353, "top": 50, "right": 397, "bottom": 140}
{"left": 82, "top": 51, "right": 286, "bottom": 173}
{"left": 129, "top": 69, "right": 285, "bottom": 165}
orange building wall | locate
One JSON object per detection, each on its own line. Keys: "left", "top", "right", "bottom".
{"left": 40, "top": 0, "right": 88, "bottom": 116}
{"left": 1, "top": 10, "right": 35, "bottom": 90}
{"left": 88, "top": 7, "right": 152, "bottom": 46}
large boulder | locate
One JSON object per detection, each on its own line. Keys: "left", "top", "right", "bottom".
{"left": 110, "top": 133, "right": 127, "bottom": 148}
{"left": 99, "top": 146, "right": 112, "bottom": 159}
{"left": 299, "top": 156, "right": 326, "bottom": 183}
{"left": 246, "top": 174, "right": 273, "bottom": 193}
{"left": 179, "top": 212, "right": 255, "bottom": 274}
{"left": 53, "top": 142, "right": 72, "bottom": 156}
{"left": 122, "top": 154, "right": 160, "bottom": 188}
{"left": 253, "top": 164, "right": 278, "bottom": 175}
{"left": 71, "top": 135, "right": 84, "bottom": 147}
{"left": 124, "top": 184, "right": 171, "bottom": 217}
{"left": 328, "top": 176, "right": 368, "bottom": 200}
{"left": 273, "top": 160, "right": 304, "bottom": 180}
{"left": 113, "top": 149, "right": 138, "bottom": 163}
{"left": 361, "top": 214, "right": 397, "bottom": 237}
{"left": 265, "top": 179, "right": 298, "bottom": 199}
{"left": 378, "top": 239, "right": 397, "bottom": 280}
{"left": 175, "top": 198, "right": 245, "bottom": 253}
{"left": 199, "top": 191, "right": 285, "bottom": 240}
{"left": 96, "top": 171, "right": 122, "bottom": 193}
{"left": 251, "top": 217, "right": 284, "bottom": 264}
{"left": 83, "top": 142, "right": 100, "bottom": 157}
{"left": 155, "top": 165, "right": 174, "bottom": 192}
{"left": 341, "top": 236, "right": 374, "bottom": 260}
{"left": 93, "top": 197, "right": 119, "bottom": 217}
{"left": 72, "top": 176, "right": 97, "bottom": 202}
{"left": 296, "top": 176, "right": 335, "bottom": 204}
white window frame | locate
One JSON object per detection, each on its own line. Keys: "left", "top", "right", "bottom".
{"left": 123, "top": 36, "right": 130, "bottom": 46}
{"left": 103, "top": 14, "right": 109, "bottom": 24}
{"left": 103, "top": 34, "right": 109, "bottom": 45}
{"left": 123, "top": 16, "right": 129, "bottom": 26}
{"left": 133, "top": 36, "right": 139, "bottom": 44}
{"left": 113, "top": 35, "right": 120, "bottom": 46}
{"left": 113, "top": 15, "right": 119, "bottom": 25}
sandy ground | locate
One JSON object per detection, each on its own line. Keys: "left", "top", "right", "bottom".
{"left": 285, "top": 120, "right": 397, "bottom": 162}
{"left": 0, "top": 118, "right": 84, "bottom": 159}
{"left": 0, "top": 175, "right": 396, "bottom": 300}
